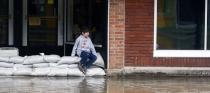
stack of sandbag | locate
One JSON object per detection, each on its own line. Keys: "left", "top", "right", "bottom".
{"left": 13, "top": 54, "right": 61, "bottom": 76}
{"left": 0, "top": 52, "right": 106, "bottom": 76}
{"left": 67, "top": 65, "right": 106, "bottom": 77}
{"left": 93, "top": 53, "right": 105, "bottom": 68}
{"left": 47, "top": 63, "right": 68, "bottom": 76}
{"left": 66, "top": 53, "right": 106, "bottom": 76}
{"left": 12, "top": 56, "right": 33, "bottom": 76}
{"left": 0, "top": 56, "right": 14, "bottom": 76}
{"left": 86, "top": 67, "right": 106, "bottom": 76}
{"left": 13, "top": 63, "right": 33, "bottom": 76}
{"left": 31, "top": 55, "right": 61, "bottom": 76}
{"left": 49, "top": 56, "right": 81, "bottom": 76}
{"left": 68, "top": 64, "right": 86, "bottom": 76}
{"left": 85, "top": 53, "right": 106, "bottom": 76}
{"left": 56, "top": 54, "right": 105, "bottom": 76}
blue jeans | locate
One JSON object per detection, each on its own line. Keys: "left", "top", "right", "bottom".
{"left": 80, "top": 51, "right": 97, "bottom": 68}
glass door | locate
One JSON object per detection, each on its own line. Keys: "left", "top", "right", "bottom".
{"left": 0, "top": 0, "right": 9, "bottom": 46}
{"left": 27, "top": 0, "right": 58, "bottom": 46}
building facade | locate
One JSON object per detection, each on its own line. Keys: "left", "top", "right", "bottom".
{"left": 1, "top": 0, "right": 210, "bottom": 75}
{"left": 109, "top": 0, "right": 210, "bottom": 75}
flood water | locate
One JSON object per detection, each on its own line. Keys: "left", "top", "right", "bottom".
{"left": 0, "top": 76, "right": 210, "bottom": 93}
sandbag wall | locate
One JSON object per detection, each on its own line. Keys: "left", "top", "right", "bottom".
{"left": 0, "top": 53, "right": 105, "bottom": 76}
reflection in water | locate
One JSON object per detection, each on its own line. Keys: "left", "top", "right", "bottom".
{"left": 107, "top": 77, "right": 210, "bottom": 93}
{"left": 0, "top": 76, "right": 210, "bottom": 93}
{"left": 0, "top": 77, "right": 106, "bottom": 93}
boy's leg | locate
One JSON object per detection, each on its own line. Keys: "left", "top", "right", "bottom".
{"left": 80, "top": 51, "right": 88, "bottom": 66}
{"left": 79, "top": 51, "right": 89, "bottom": 74}
{"left": 86, "top": 53, "right": 97, "bottom": 68}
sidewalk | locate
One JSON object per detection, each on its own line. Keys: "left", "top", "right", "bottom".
{"left": 107, "top": 67, "right": 210, "bottom": 77}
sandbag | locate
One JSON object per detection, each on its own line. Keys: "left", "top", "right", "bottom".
{"left": 31, "top": 67, "right": 51, "bottom": 76}
{"left": 93, "top": 53, "right": 105, "bottom": 68}
{"left": 0, "top": 57, "right": 10, "bottom": 63}
{"left": 86, "top": 67, "right": 106, "bottom": 76}
{"left": 33, "top": 63, "right": 49, "bottom": 68}
{"left": 0, "top": 68, "right": 13, "bottom": 76}
{"left": 49, "top": 63, "right": 57, "bottom": 67}
{"left": 0, "top": 62, "right": 14, "bottom": 68}
{"left": 23, "top": 55, "right": 45, "bottom": 64}
{"left": 56, "top": 64, "right": 69, "bottom": 68}
{"left": 14, "top": 64, "right": 33, "bottom": 68}
{"left": 48, "top": 67, "right": 68, "bottom": 76}
{"left": 57, "top": 56, "right": 81, "bottom": 65}
{"left": 49, "top": 63, "right": 68, "bottom": 68}
{"left": 43, "top": 55, "right": 61, "bottom": 63}
{"left": 9, "top": 56, "right": 27, "bottom": 64}
{"left": 13, "top": 68, "right": 33, "bottom": 76}
{"left": 68, "top": 64, "right": 78, "bottom": 68}
{"left": 68, "top": 68, "right": 85, "bottom": 76}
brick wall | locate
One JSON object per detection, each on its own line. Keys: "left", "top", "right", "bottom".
{"left": 109, "top": 0, "right": 125, "bottom": 69}
{"left": 125, "top": 0, "right": 210, "bottom": 67}
{"left": 125, "top": 0, "right": 154, "bottom": 66}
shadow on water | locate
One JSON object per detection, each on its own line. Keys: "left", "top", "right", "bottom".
{"left": 0, "top": 76, "right": 210, "bottom": 93}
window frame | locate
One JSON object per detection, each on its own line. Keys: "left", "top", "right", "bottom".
{"left": 153, "top": 0, "right": 210, "bottom": 57}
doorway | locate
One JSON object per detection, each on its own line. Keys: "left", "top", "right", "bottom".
{"left": 64, "top": 0, "right": 108, "bottom": 67}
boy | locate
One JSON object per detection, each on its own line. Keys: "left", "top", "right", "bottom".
{"left": 71, "top": 27, "right": 97, "bottom": 74}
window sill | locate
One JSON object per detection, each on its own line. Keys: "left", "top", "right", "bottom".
{"left": 153, "top": 50, "right": 210, "bottom": 58}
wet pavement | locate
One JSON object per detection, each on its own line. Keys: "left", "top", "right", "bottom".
{"left": 0, "top": 76, "right": 210, "bottom": 93}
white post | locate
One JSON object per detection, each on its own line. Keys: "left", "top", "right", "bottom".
{"left": 9, "top": 0, "right": 14, "bottom": 45}
{"left": 204, "top": 0, "right": 208, "bottom": 50}
{"left": 22, "top": 0, "right": 27, "bottom": 46}
{"left": 58, "top": 0, "right": 64, "bottom": 46}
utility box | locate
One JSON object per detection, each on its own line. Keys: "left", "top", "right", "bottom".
{"left": 0, "top": 47, "right": 19, "bottom": 57}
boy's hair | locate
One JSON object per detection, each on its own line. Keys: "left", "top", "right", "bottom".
{"left": 80, "top": 26, "right": 90, "bottom": 33}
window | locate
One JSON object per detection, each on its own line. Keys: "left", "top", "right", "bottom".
{"left": 154, "top": 0, "right": 210, "bottom": 57}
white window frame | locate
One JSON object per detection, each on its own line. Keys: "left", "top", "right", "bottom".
{"left": 153, "top": 0, "right": 210, "bottom": 58}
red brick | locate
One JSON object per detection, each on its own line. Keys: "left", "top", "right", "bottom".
{"left": 109, "top": 0, "right": 125, "bottom": 69}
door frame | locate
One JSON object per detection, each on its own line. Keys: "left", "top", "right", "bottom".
{"left": 0, "top": 0, "right": 14, "bottom": 46}
{"left": 9, "top": 0, "right": 14, "bottom": 45}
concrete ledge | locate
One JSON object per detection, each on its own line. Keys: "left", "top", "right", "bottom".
{"left": 106, "top": 69, "right": 124, "bottom": 77}
{"left": 107, "top": 67, "right": 210, "bottom": 77}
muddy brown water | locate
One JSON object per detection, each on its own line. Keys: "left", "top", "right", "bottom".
{"left": 0, "top": 76, "right": 209, "bottom": 93}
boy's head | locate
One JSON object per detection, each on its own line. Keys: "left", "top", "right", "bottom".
{"left": 81, "top": 26, "right": 90, "bottom": 38}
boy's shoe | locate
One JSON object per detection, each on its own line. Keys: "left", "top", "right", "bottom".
{"left": 83, "top": 66, "right": 87, "bottom": 74}
{"left": 78, "top": 63, "right": 86, "bottom": 75}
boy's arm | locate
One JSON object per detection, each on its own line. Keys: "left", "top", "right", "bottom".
{"left": 71, "top": 37, "right": 80, "bottom": 56}
{"left": 90, "top": 39, "right": 97, "bottom": 56}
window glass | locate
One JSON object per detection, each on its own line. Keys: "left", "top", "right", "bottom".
{"left": 157, "top": 0, "right": 205, "bottom": 50}
{"left": 28, "top": 0, "right": 58, "bottom": 46}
